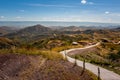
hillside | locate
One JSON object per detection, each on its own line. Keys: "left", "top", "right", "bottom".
{"left": 59, "top": 26, "right": 82, "bottom": 31}
{"left": 111, "top": 27, "right": 120, "bottom": 32}
{"left": 0, "top": 53, "right": 97, "bottom": 80}
{"left": 0, "top": 37, "right": 18, "bottom": 49}
{"left": 0, "top": 26, "right": 19, "bottom": 36}
{"left": 5, "top": 24, "right": 53, "bottom": 41}
{"left": 18, "top": 24, "right": 52, "bottom": 35}
{"left": 0, "top": 25, "right": 120, "bottom": 79}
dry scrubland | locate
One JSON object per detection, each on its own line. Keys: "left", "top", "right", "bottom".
{"left": 0, "top": 25, "right": 120, "bottom": 79}
{"left": 0, "top": 48, "right": 98, "bottom": 80}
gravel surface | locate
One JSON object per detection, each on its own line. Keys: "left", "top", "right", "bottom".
{"left": 60, "top": 43, "right": 120, "bottom": 80}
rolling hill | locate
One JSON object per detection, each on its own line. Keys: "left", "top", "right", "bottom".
{"left": 5, "top": 24, "right": 53, "bottom": 41}
{"left": 0, "top": 26, "right": 19, "bottom": 36}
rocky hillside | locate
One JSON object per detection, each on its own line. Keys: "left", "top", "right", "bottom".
{"left": 5, "top": 24, "right": 53, "bottom": 41}
{"left": 0, "top": 54, "right": 97, "bottom": 80}
{"left": 0, "top": 26, "right": 19, "bottom": 36}
{"left": 17, "top": 24, "right": 52, "bottom": 35}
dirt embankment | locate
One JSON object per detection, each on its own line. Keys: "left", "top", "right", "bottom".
{"left": 0, "top": 54, "right": 95, "bottom": 80}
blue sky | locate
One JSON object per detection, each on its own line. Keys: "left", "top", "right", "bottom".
{"left": 0, "top": 0, "right": 120, "bottom": 23}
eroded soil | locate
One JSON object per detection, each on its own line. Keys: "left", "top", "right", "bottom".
{"left": 0, "top": 54, "right": 95, "bottom": 80}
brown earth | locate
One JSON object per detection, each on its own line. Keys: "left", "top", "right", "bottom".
{"left": 0, "top": 54, "right": 95, "bottom": 80}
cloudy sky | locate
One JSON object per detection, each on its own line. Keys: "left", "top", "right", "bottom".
{"left": 0, "top": 0, "right": 120, "bottom": 23}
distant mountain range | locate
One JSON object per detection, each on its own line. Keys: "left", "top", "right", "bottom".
{"left": 111, "top": 27, "right": 120, "bottom": 32}
{"left": 0, "top": 24, "right": 119, "bottom": 42}
{"left": 58, "top": 26, "right": 100, "bottom": 31}
{"left": 116, "top": 27, "right": 120, "bottom": 30}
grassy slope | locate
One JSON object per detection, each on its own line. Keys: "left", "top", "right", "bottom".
{"left": 0, "top": 52, "right": 98, "bottom": 80}
{"left": 70, "top": 43, "right": 120, "bottom": 75}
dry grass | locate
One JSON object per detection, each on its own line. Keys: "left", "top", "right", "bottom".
{"left": 0, "top": 48, "right": 63, "bottom": 60}
{"left": 0, "top": 53, "right": 98, "bottom": 80}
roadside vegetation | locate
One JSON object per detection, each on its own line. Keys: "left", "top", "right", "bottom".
{"left": 0, "top": 47, "right": 63, "bottom": 60}
{"left": 0, "top": 45, "right": 99, "bottom": 80}
{"left": 71, "top": 42, "right": 120, "bottom": 75}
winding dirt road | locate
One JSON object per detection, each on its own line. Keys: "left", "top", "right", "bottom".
{"left": 60, "top": 43, "right": 120, "bottom": 80}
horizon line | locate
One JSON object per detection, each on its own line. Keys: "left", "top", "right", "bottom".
{"left": 0, "top": 20, "right": 120, "bottom": 24}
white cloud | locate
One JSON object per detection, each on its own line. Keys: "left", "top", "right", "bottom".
{"left": 0, "top": 16, "right": 5, "bottom": 19}
{"left": 118, "top": 15, "right": 120, "bottom": 16}
{"left": 40, "top": 16, "right": 83, "bottom": 21}
{"left": 81, "top": 0, "right": 94, "bottom": 5}
{"left": 16, "top": 16, "right": 24, "bottom": 19}
{"left": 81, "top": 0, "right": 87, "bottom": 4}
{"left": 105, "top": 11, "right": 110, "bottom": 14}
{"left": 110, "top": 13, "right": 120, "bottom": 17}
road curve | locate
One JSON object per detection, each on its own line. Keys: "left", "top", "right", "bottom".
{"left": 60, "top": 43, "right": 120, "bottom": 80}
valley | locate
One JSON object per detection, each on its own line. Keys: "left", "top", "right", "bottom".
{"left": 0, "top": 24, "right": 120, "bottom": 80}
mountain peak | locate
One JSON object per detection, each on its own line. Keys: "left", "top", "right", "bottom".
{"left": 5, "top": 24, "right": 53, "bottom": 39}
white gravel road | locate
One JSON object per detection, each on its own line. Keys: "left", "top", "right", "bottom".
{"left": 60, "top": 43, "right": 120, "bottom": 80}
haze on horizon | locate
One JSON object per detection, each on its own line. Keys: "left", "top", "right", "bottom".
{"left": 0, "top": 0, "right": 120, "bottom": 23}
